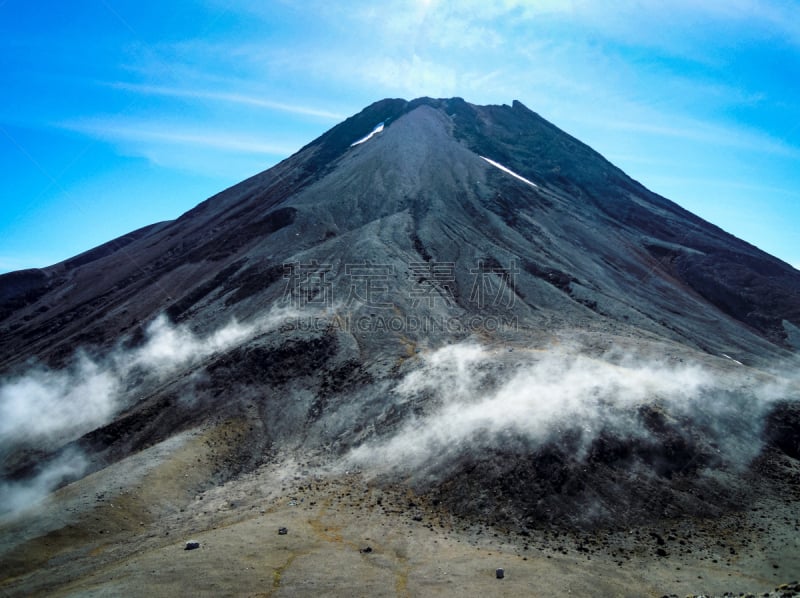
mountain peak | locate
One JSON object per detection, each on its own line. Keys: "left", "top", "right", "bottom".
{"left": 1, "top": 97, "right": 799, "bottom": 595}
{"left": 1, "top": 97, "right": 798, "bottom": 371}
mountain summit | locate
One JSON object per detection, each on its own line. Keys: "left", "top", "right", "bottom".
{"left": 1, "top": 98, "right": 798, "bottom": 596}
{"left": 2, "top": 97, "right": 798, "bottom": 371}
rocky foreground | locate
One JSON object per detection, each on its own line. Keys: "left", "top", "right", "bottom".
{"left": 667, "top": 581, "right": 800, "bottom": 598}
{"left": 680, "top": 582, "right": 800, "bottom": 598}
{"left": 1, "top": 419, "right": 797, "bottom": 597}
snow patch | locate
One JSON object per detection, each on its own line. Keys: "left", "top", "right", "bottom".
{"left": 351, "top": 122, "right": 385, "bottom": 146}
{"left": 721, "top": 353, "right": 744, "bottom": 366}
{"left": 480, "top": 156, "right": 538, "bottom": 188}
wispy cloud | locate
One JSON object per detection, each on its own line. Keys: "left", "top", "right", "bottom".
{"left": 61, "top": 117, "right": 300, "bottom": 162}
{"left": 662, "top": 0, "right": 800, "bottom": 44}
{"left": 108, "top": 82, "right": 345, "bottom": 120}
{"left": 0, "top": 307, "right": 305, "bottom": 516}
{"left": 68, "top": 122, "right": 298, "bottom": 155}
{"left": 0, "top": 306, "right": 308, "bottom": 450}
{"left": 637, "top": 176, "right": 800, "bottom": 199}
{"left": 347, "top": 342, "right": 791, "bottom": 478}
{"left": 347, "top": 0, "right": 577, "bottom": 48}
{"left": 56, "top": 117, "right": 303, "bottom": 177}
{"left": 0, "top": 449, "right": 87, "bottom": 518}
{"left": 597, "top": 118, "right": 800, "bottom": 158}
{"left": 357, "top": 54, "right": 459, "bottom": 97}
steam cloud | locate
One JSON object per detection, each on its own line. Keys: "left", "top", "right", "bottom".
{"left": 0, "top": 307, "right": 300, "bottom": 516}
{"left": 347, "top": 343, "right": 795, "bottom": 475}
{"left": 0, "top": 356, "right": 119, "bottom": 447}
{"left": 0, "top": 449, "right": 87, "bottom": 517}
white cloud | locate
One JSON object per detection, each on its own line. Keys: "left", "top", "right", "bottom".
{"left": 58, "top": 117, "right": 305, "bottom": 176}
{"left": 0, "top": 307, "right": 303, "bottom": 450}
{"left": 598, "top": 118, "right": 800, "bottom": 158}
{"left": 0, "top": 449, "right": 88, "bottom": 518}
{"left": 108, "top": 82, "right": 345, "bottom": 120}
{"left": 347, "top": 343, "right": 790, "bottom": 476}
{"left": 0, "top": 355, "right": 120, "bottom": 445}
{"left": 659, "top": 0, "right": 800, "bottom": 44}
{"left": 0, "top": 305, "right": 312, "bottom": 516}
{"left": 364, "top": 54, "right": 459, "bottom": 96}
{"left": 63, "top": 120, "right": 298, "bottom": 155}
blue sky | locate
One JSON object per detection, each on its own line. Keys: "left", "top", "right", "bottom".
{"left": 1, "top": 0, "right": 799, "bottom": 273}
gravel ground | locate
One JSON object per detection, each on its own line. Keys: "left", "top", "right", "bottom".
{"left": 1, "top": 420, "right": 797, "bottom": 597}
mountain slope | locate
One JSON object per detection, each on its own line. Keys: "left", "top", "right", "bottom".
{"left": 1, "top": 98, "right": 799, "bottom": 596}
{"left": 1, "top": 98, "right": 797, "bottom": 375}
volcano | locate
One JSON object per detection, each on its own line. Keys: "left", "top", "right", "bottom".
{"left": 1, "top": 98, "right": 798, "bottom": 597}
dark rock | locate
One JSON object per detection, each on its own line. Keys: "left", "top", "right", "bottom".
{"left": 764, "top": 402, "right": 800, "bottom": 459}
{"left": 496, "top": 568, "right": 505, "bottom": 579}
{"left": 278, "top": 527, "right": 288, "bottom": 535}
{"left": 184, "top": 541, "right": 200, "bottom": 550}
